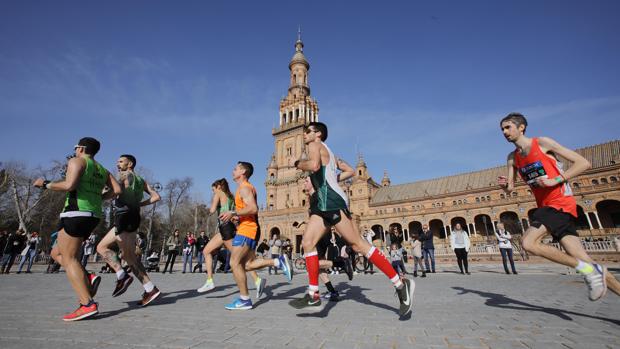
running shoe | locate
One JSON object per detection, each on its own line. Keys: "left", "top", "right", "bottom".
{"left": 256, "top": 277, "right": 267, "bottom": 299}
{"left": 584, "top": 263, "right": 607, "bottom": 301}
{"left": 112, "top": 273, "right": 134, "bottom": 297}
{"left": 197, "top": 278, "right": 215, "bottom": 293}
{"left": 88, "top": 273, "right": 101, "bottom": 298}
{"left": 395, "top": 278, "right": 415, "bottom": 317}
{"left": 278, "top": 254, "right": 293, "bottom": 282}
{"left": 344, "top": 258, "right": 354, "bottom": 281}
{"left": 321, "top": 291, "right": 340, "bottom": 302}
{"left": 62, "top": 302, "right": 98, "bottom": 322}
{"left": 139, "top": 286, "right": 162, "bottom": 307}
{"left": 289, "top": 293, "right": 321, "bottom": 309}
{"left": 225, "top": 297, "right": 253, "bottom": 310}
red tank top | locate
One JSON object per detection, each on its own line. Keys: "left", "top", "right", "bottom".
{"left": 513, "top": 138, "right": 577, "bottom": 217}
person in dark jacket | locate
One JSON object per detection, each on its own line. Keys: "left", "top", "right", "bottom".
{"left": 193, "top": 231, "right": 209, "bottom": 273}
{"left": 419, "top": 224, "right": 436, "bottom": 273}
{"left": 1, "top": 230, "right": 26, "bottom": 274}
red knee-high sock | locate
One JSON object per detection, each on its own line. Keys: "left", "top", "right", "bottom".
{"left": 305, "top": 251, "right": 319, "bottom": 295}
{"left": 367, "top": 247, "right": 401, "bottom": 286}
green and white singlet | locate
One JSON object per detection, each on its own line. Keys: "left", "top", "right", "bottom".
{"left": 62, "top": 157, "right": 108, "bottom": 218}
{"left": 309, "top": 142, "right": 349, "bottom": 212}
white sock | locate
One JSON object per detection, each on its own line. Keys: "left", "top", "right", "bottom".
{"left": 273, "top": 258, "right": 280, "bottom": 268}
{"left": 240, "top": 294, "right": 250, "bottom": 301}
{"left": 575, "top": 260, "right": 594, "bottom": 274}
{"left": 116, "top": 270, "right": 126, "bottom": 280}
{"left": 143, "top": 281, "right": 155, "bottom": 293}
{"left": 392, "top": 275, "right": 403, "bottom": 289}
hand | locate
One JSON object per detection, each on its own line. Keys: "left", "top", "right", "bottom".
{"left": 33, "top": 178, "right": 45, "bottom": 188}
{"left": 219, "top": 211, "right": 235, "bottom": 223}
{"left": 534, "top": 177, "right": 559, "bottom": 188}
{"left": 497, "top": 176, "right": 508, "bottom": 187}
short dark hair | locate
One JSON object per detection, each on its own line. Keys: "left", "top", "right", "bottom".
{"left": 120, "top": 154, "right": 137, "bottom": 169}
{"left": 237, "top": 161, "right": 254, "bottom": 179}
{"left": 78, "top": 137, "right": 101, "bottom": 156}
{"left": 307, "top": 122, "right": 328, "bottom": 141}
{"left": 500, "top": 112, "right": 528, "bottom": 134}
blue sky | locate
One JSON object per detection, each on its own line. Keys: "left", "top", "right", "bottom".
{"left": 1, "top": 1, "right": 619, "bottom": 204}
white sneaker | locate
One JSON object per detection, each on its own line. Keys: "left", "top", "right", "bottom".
{"left": 197, "top": 279, "right": 215, "bottom": 293}
{"left": 255, "top": 277, "right": 267, "bottom": 299}
{"left": 584, "top": 264, "right": 607, "bottom": 301}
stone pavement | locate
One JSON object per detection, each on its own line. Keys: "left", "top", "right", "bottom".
{"left": 0, "top": 264, "right": 618, "bottom": 349}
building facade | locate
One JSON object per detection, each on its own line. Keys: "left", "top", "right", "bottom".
{"left": 259, "top": 36, "right": 620, "bottom": 253}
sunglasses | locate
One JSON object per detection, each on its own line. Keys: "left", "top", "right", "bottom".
{"left": 304, "top": 128, "right": 316, "bottom": 134}
{"left": 74, "top": 145, "right": 86, "bottom": 150}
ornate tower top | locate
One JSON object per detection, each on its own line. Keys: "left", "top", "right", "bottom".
{"left": 381, "top": 170, "right": 391, "bottom": 187}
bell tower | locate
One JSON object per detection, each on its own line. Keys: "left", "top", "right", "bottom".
{"left": 265, "top": 29, "right": 319, "bottom": 211}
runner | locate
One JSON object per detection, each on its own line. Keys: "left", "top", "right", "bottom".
{"left": 498, "top": 112, "right": 620, "bottom": 299}
{"left": 196, "top": 178, "right": 271, "bottom": 299}
{"left": 96, "top": 154, "right": 162, "bottom": 306}
{"left": 291, "top": 122, "right": 414, "bottom": 317}
{"left": 220, "top": 162, "right": 293, "bottom": 310}
{"left": 33, "top": 137, "right": 121, "bottom": 321}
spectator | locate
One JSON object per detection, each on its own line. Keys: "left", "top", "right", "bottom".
{"left": 193, "top": 231, "right": 208, "bottom": 273}
{"left": 283, "top": 238, "right": 293, "bottom": 260}
{"left": 81, "top": 232, "right": 96, "bottom": 268}
{"left": 495, "top": 223, "right": 517, "bottom": 275}
{"left": 18, "top": 231, "right": 40, "bottom": 273}
{"left": 162, "top": 230, "right": 180, "bottom": 273}
{"left": 268, "top": 232, "right": 282, "bottom": 275}
{"left": 420, "top": 224, "right": 436, "bottom": 273}
{"left": 46, "top": 231, "right": 61, "bottom": 274}
{"left": 389, "top": 243, "right": 406, "bottom": 277}
{"left": 1, "top": 230, "right": 25, "bottom": 274}
{"left": 0, "top": 230, "right": 7, "bottom": 259}
{"left": 256, "top": 239, "right": 270, "bottom": 258}
{"left": 390, "top": 226, "right": 404, "bottom": 248}
{"left": 410, "top": 235, "right": 426, "bottom": 278}
{"left": 450, "top": 223, "right": 471, "bottom": 275}
{"left": 363, "top": 227, "right": 375, "bottom": 274}
{"left": 182, "top": 232, "right": 196, "bottom": 273}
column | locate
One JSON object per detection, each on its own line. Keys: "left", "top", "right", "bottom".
{"left": 593, "top": 211, "right": 603, "bottom": 229}
{"left": 470, "top": 223, "right": 477, "bottom": 236}
{"left": 492, "top": 221, "right": 498, "bottom": 234}
{"left": 584, "top": 212, "right": 594, "bottom": 230}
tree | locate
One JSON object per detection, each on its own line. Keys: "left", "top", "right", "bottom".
{"left": 163, "top": 177, "right": 193, "bottom": 231}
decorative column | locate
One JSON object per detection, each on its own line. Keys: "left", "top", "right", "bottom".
{"left": 593, "top": 211, "right": 603, "bottom": 229}
{"left": 584, "top": 212, "right": 594, "bottom": 230}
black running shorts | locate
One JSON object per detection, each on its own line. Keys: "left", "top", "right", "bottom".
{"left": 219, "top": 220, "right": 236, "bottom": 241}
{"left": 310, "top": 208, "right": 352, "bottom": 227}
{"left": 59, "top": 217, "right": 100, "bottom": 239}
{"left": 530, "top": 206, "right": 578, "bottom": 241}
{"left": 114, "top": 207, "right": 141, "bottom": 234}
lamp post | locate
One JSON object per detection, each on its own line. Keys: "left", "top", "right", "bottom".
{"left": 147, "top": 182, "right": 161, "bottom": 255}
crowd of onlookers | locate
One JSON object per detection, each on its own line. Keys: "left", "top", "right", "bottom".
{"left": 2, "top": 225, "right": 616, "bottom": 276}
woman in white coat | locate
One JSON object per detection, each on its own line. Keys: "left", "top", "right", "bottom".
{"left": 450, "top": 223, "right": 471, "bottom": 275}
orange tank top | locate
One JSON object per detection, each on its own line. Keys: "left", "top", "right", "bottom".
{"left": 513, "top": 138, "right": 577, "bottom": 217}
{"left": 235, "top": 181, "right": 258, "bottom": 239}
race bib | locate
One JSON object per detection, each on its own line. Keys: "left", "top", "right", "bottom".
{"left": 520, "top": 161, "right": 548, "bottom": 185}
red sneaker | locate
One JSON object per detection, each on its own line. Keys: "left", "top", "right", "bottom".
{"left": 88, "top": 273, "right": 101, "bottom": 298}
{"left": 62, "top": 302, "right": 98, "bottom": 322}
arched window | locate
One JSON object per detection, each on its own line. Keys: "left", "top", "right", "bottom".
{"left": 476, "top": 197, "right": 480, "bottom": 203}
{"left": 600, "top": 178, "right": 608, "bottom": 184}
{"left": 453, "top": 200, "right": 457, "bottom": 206}
{"left": 512, "top": 192, "right": 518, "bottom": 197}
{"left": 592, "top": 179, "right": 599, "bottom": 185}
{"left": 486, "top": 195, "right": 491, "bottom": 201}
{"left": 610, "top": 176, "right": 618, "bottom": 183}
{"left": 572, "top": 182, "right": 579, "bottom": 188}
{"left": 500, "top": 193, "right": 505, "bottom": 199}
{"left": 458, "top": 200, "right": 462, "bottom": 205}
{"left": 358, "top": 170, "right": 362, "bottom": 176}
{"left": 481, "top": 197, "right": 485, "bottom": 202}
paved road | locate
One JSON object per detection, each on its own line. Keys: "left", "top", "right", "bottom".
{"left": 0, "top": 264, "right": 618, "bottom": 348}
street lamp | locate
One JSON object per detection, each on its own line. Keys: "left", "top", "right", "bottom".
{"left": 147, "top": 182, "right": 161, "bottom": 255}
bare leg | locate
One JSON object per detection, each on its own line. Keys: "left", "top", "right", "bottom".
{"left": 96, "top": 228, "right": 123, "bottom": 273}
{"left": 203, "top": 233, "right": 225, "bottom": 280}
{"left": 118, "top": 232, "right": 150, "bottom": 285}
{"left": 521, "top": 225, "right": 578, "bottom": 267}
{"left": 561, "top": 235, "right": 620, "bottom": 296}
{"left": 57, "top": 230, "right": 90, "bottom": 305}
{"left": 51, "top": 245, "right": 63, "bottom": 265}
{"left": 230, "top": 245, "right": 251, "bottom": 297}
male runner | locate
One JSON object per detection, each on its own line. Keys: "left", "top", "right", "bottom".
{"left": 96, "top": 154, "right": 162, "bottom": 306}
{"left": 498, "top": 112, "right": 620, "bottom": 299}
{"left": 220, "top": 162, "right": 293, "bottom": 310}
{"left": 291, "top": 122, "right": 414, "bottom": 316}
{"left": 33, "top": 137, "right": 121, "bottom": 321}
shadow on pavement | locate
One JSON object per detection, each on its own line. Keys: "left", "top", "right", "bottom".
{"left": 453, "top": 286, "right": 620, "bottom": 326}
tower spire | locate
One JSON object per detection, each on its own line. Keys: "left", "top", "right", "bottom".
{"left": 297, "top": 25, "right": 302, "bottom": 42}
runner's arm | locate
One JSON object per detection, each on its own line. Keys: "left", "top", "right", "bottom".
{"left": 208, "top": 192, "right": 219, "bottom": 214}
{"left": 140, "top": 181, "right": 161, "bottom": 207}
{"left": 336, "top": 158, "right": 354, "bottom": 182}
{"left": 33, "top": 157, "right": 85, "bottom": 192}
{"left": 103, "top": 172, "right": 122, "bottom": 199}
{"left": 498, "top": 153, "right": 517, "bottom": 193}
{"left": 219, "top": 186, "right": 256, "bottom": 221}
{"left": 536, "top": 137, "right": 591, "bottom": 188}
{"left": 295, "top": 142, "right": 321, "bottom": 172}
